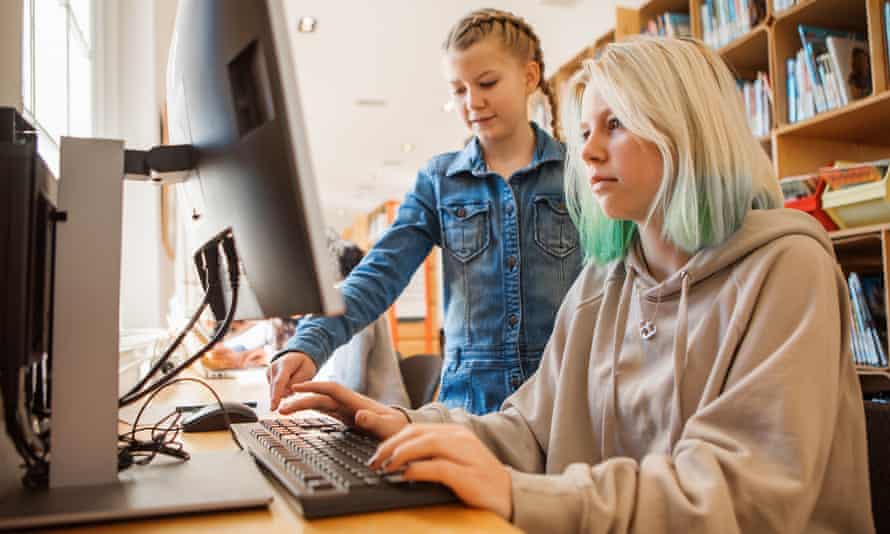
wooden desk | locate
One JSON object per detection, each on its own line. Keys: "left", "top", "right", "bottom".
{"left": 48, "top": 369, "right": 518, "bottom": 533}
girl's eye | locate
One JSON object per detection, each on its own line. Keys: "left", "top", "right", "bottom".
{"left": 479, "top": 80, "right": 498, "bottom": 88}
{"left": 580, "top": 130, "right": 590, "bottom": 141}
{"left": 452, "top": 87, "right": 466, "bottom": 96}
{"left": 606, "top": 117, "right": 622, "bottom": 131}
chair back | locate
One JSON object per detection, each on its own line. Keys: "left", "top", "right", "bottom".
{"left": 398, "top": 355, "right": 442, "bottom": 409}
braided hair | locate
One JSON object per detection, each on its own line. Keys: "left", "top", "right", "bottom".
{"left": 443, "top": 8, "right": 561, "bottom": 141}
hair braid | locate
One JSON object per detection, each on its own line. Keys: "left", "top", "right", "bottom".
{"left": 444, "top": 9, "right": 561, "bottom": 140}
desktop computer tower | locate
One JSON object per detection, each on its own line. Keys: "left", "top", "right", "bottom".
{"left": 0, "top": 108, "right": 57, "bottom": 487}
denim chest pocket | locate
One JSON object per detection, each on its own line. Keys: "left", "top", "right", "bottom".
{"left": 533, "top": 195, "right": 579, "bottom": 257}
{"left": 440, "top": 201, "right": 491, "bottom": 262}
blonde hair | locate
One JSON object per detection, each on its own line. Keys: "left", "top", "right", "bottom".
{"left": 562, "top": 36, "right": 782, "bottom": 264}
{"left": 444, "top": 8, "right": 560, "bottom": 140}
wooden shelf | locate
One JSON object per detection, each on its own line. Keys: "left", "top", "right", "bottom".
{"left": 831, "top": 222, "right": 890, "bottom": 240}
{"left": 775, "top": 91, "right": 890, "bottom": 144}
{"left": 773, "top": 0, "right": 867, "bottom": 27}
{"left": 718, "top": 23, "right": 770, "bottom": 79}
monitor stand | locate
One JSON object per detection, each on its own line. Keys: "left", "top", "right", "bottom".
{"left": 0, "top": 137, "right": 272, "bottom": 530}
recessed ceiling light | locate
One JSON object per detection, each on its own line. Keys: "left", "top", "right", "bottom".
{"left": 297, "top": 16, "right": 317, "bottom": 33}
{"left": 401, "top": 143, "right": 415, "bottom": 153}
{"left": 356, "top": 98, "right": 387, "bottom": 107}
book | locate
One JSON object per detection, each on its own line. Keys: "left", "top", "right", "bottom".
{"left": 797, "top": 25, "right": 863, "bottom": 114}
{"left": 786, "top": 57, "right": 798, "bottom": 123}
{"left": 826, "top": 36, "right": 871, "bottom": 106}
{"left": 815, "top": 53, "right": 840, "bottom": 110}
{"left": 820, "top": 159, "right": 889, "bottom": 191}
{"left": 779, "top": 173, "right": 820, "bottom": 202}
{"left": 885, "top": 2, "right": 890, "bottom": 75}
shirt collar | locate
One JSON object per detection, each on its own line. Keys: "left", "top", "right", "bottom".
{"left": 444, "top": 122, "right": 564, "bottom": 178}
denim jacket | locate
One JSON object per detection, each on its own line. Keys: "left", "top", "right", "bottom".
{"left": 285, "top": 123, "right": 583, "bottom": 414}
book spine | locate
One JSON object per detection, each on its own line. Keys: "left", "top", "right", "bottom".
{"left": 787, "top": 58, "right": 797, "bottom": 123}
{"left": 849, "top": 274, "right": 870, "bottom": 365}
{"left": 885, "top": 2, "right": 890, "bottom": 74}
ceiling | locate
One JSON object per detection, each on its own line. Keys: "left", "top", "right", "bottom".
{"left": 280, "top": 0, "right": 642, "bottom": 231}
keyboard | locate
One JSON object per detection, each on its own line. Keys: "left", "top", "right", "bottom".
{"left": 232, "top": 414, "right": 457, "bottom": 518}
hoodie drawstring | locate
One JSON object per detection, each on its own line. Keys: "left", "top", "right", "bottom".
{"left": 668, "top": 270, "right": 690, "bottom": 452}
{"left": 602, "top": 266, "right": 635, "bottom": 458}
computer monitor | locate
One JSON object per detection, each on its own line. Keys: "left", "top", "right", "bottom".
{"left": 0, "top": 0, "right": 343, "bottom": 528}
{"left": 166, "top": 0, "right": 343, "bottom": 320}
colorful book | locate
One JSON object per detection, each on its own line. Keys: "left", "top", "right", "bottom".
{"left": 821, "top": 159, "right": 889, "bottom": 191}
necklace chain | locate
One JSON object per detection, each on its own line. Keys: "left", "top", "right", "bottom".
{"left": 638, "top": 285, "right": 661, "bottom": 340}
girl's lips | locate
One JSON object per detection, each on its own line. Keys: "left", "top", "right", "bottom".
{"left": 471, "top": 116, "right": 495, "bottom": 124}
{"left": 590, "top": 176, "right": 618, "bottom": 192}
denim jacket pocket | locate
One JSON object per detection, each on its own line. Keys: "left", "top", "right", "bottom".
{"left": 440, "top": 201, "right": 491, "bottom": 262}
{"left": 533, "top": 195, "right": 579, "bottom": 258}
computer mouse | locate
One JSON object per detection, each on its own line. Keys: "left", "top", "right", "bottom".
{"left": 181, "top": 401, "right": 259, "bottom": 432}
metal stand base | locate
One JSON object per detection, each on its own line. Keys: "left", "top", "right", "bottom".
{"left": 0, "top": 450, "right": 272, "bottom": 530}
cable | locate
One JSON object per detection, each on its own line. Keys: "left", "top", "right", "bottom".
{"left": 119, "top": 246, "right": 214, "bottom": 401}
{"left": 117, "top": 377, "right": 243, "bottom": 471}
{"left": 119, "top": 231, "right": 240, "bottom": 408}
{"left": 119, "top": 293, "right": 210, "bottom": 401}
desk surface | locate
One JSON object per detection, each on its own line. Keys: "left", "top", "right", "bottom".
{"left": 49, "top": 369, "right": 518, "bottom": 533}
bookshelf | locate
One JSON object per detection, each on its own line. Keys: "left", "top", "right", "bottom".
{"left": 342, "top": 201, "right": 441, "bottom": 358}
{"left": 550, "top": 0, "right": 890, "bottom": 389}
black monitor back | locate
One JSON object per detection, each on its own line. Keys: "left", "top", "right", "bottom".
{"left": 167, "top": 0, "right": 342, "bottom": 320}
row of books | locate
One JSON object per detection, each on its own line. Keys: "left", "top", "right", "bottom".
{"left": 786, "top": 25, "right": 870, "bottom": 123}
{"left": 848, "top": 272, "right": 888, "bottom": 368}
{"left": 738, "top": 71, "right": 772, "bottom": 137}
{"left": 641, "top": 12, "right": 691, "bottom": 38}
{"left": 700, "top": 0, "right": 766, "bottom": 50}
{"left": 779, "top": 159, "right": 890, "bottom": 203}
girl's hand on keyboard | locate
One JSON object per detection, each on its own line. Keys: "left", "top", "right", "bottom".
{"left": 367, "top": 424, "right": 513, "bottom": 520}
{"left": 279, "top": 381, "right": 409, "bottom": 439}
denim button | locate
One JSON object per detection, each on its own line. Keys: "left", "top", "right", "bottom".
{"left": 507, "top": 256, "right": 517, "bottom": 269}
{"left": 509, "top": 315, "right": 518, "bottom": 326}
{"left": 510, "top": 375, "right": 521, "bottom": 389}
{"left": 456, "top": 207, "right": 466, "bottom": 217}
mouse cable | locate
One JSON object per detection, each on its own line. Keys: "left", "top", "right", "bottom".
{"left": 118, "top": 377, "right": 242, "bottom": 472}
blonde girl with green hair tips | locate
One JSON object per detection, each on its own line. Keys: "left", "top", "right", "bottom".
{"left": 277, "top": 37, "right": 873, "bottom": 534}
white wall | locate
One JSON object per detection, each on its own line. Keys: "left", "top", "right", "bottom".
{"left": 96, "top": 0, "right": 175, "bottom": 329}
{"left": 0, "top": 0, "right": 24, "bottom": 110}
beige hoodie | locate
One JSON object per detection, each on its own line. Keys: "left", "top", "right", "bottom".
{"left": 405, "top": 208, "right": 874, "bottom": 534}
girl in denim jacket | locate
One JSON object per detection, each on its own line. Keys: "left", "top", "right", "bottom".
{"left": 268, "top": 9, "right": 583, "bottom": 415}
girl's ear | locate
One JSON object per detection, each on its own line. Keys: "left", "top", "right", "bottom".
{"left": 525, "top": 60, "right": 541, "bottom": 95}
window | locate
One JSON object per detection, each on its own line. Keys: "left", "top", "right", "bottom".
{"left": 21, "top": 0, "right": 95, "bottom": 170}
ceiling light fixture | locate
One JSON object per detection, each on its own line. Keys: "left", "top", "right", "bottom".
{"left": 355, "top": 98, "right": 387, "bottom": 107}
{"left": 297, "top": 16, "right": 317, "bottom": 33}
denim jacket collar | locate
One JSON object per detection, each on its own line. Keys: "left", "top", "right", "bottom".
{"left": 445, "top": 122, "right": 564, "bottom": 178}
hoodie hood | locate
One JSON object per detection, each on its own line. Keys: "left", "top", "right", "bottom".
{"left": 625, "top": 208, "right": 835, "bottom": 298}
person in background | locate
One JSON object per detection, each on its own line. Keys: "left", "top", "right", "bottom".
{"left": 267, "top": 8, "right": 583, "bottom": 415}
{"left": 312, "top": 240, "right": 411, "bottom": 408}
{"left": 275, "top": 37, "right": 873, "bottom": 534}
